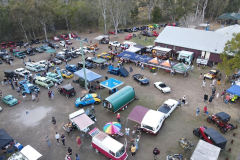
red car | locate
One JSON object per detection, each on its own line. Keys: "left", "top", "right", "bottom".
{"left": 124, "top": 34, "right": 132, "bottom": 40}
{"left": 108, "top": 31, "right": 116, "bottom": 35}
{"left": 70, "top": 33, "right": 78, "bottom": 38}
{"left": 60, "top": 35, "right": 69, "bottom": 40}
{"left": 9, "top": 47, "right": 20, "bottom": 53}
{"left": 1, "top": 43, "right": 8, "bottom": 49}
{"left": 52, "top": 36, "right": 60, "bottom": 41}
{"left": 153, "top": 31, "right": 159, "bottom": 37}
{"left": 8, "top": 42, "right": 16, "bottom": 48}
{"left": 65, "top": 40, "right": 72, "bottom": 45}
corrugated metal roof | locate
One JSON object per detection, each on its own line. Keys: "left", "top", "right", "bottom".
{"left": 215, "top": 24, "right": 240, "bottom": 36}
{"left": 154, "top": 26, "right": 233, "bottom": 54}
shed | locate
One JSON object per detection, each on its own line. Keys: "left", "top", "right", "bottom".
{"left": 135, "top": 44, "right": 147, "bottom": 54}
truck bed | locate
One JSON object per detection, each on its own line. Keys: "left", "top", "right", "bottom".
{"left": 157, "top": 106, "right": 170, "bottom": 114}
{"left": 119, "top": 67, "right": 129, "bottom": 77}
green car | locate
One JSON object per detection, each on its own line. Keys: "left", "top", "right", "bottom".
{"left": 153, "top": 24, "right": 159, "bottom": 28}
{"left": 12, "top": 51, "right": 26, "bottom": 58}
{"left": 1, "top": 95, "right": 19, "bottom": 106}
{"left": 34, "top": 76, "right": 54, "bottom": 88}
{"left": 46, "top": 72, "right": 63, "bottom": 84}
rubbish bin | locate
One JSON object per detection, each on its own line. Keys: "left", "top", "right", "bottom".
{"left": 150, "top": 68, "right": 155, "bottom": 73}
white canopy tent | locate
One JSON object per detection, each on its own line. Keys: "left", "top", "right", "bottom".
{"left": 126, "top": 46, "right": 141, "bottom": 54}
{"left": 20, "top": 145, "right": 42, "bottom": 160}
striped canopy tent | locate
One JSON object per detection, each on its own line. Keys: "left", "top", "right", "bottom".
{"left": 159, "top": 60, "right": 177, "bottom": 69}
{"left": 147, "top": 57, "right": 163, "bottom": 65}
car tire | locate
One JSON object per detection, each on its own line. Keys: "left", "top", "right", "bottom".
{"left": 193, "top": 129, "right": 198, "bottom": 136}
{"left": 94, "top": 101, "right": 100, "bottom": 105}
{"left": 95, "top": 149, "right": 99, "bottom": 153}
{"left": 207, "top": 118, "right": 211, "bottom": 123}
{"left": 154, "top": 84, "right": 156, "bottom": 87}
{"left": 161, "top": 90, "right": 164, "bottom": 93}
{"left": 122, "top": 107, "right": 124, "bottom": 111}
{"left": 66, "top": 94, "right": 69, "bottom": 98}
{"left": 125, "top": 105, "right": 128, "bottom": 109}
{"left": 220, "top": 128, "right": 226, "bottom": 134}
{"left": 78, "top": 104, "right": 83, "bottom": 108}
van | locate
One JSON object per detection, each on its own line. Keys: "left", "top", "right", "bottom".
{"left": 177, "top": 50, "right": 194, "bottom": 65}
{"left": 103, "top": 86, "right": 135, "bottom": 113}
{"left": 25, "top": 62, "right": 42, "bottom": 72}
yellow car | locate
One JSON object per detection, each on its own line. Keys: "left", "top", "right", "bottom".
{"left": 54, "top": 68, "right": 73, "bottom": 79}
{"left": 97, "top": 52, "right": 112, "bottom": 60}
{"left": 148, "top": 24, "right": 154, "bottom": 29}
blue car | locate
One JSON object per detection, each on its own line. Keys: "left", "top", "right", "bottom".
{"left": 107, "top": 65, "right": 129, "bottom": 77}
{"left": 132, "top": 74, "right": 149, "bottom": 85}
{"left": 75, "top": 93, "right": 101, "bottom": 108}
{"left": 19, "top": 80, "right": 40, "bottom": 93}
{"left": 66, "top": 64, "right": 79, "bottom": 72}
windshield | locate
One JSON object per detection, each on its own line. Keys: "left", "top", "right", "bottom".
{"left": 209, "top": 71, "right": 216, "bottom": 74}
{"left": 66, "top": 73, "right": 72, "bottom": 76}
{"left": 44, "top": 80, "right": 52, "bottom": 84}
{"left": 180, "top": 55, "right": 189, "bottom": 59}
{"left": 18, "top": 69, "right": 25, "bottom": 72}
{"left": 80, "top": 96, "right": 85, "bottom": 101}
{"left": 6, "top": 97, "right": 14, "bottom": 101}
{"left": 34, "top": 66, "right": 41, "bottom": 69}
{"left": 116, "top": 146, "right": 125, "bottom": 157}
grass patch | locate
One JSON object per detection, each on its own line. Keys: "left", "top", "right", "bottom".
{"left": 131, "top": 33, "right": 156, "bottom": 46}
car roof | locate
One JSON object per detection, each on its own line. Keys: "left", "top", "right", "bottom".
{"left": 84, "top": 93, "right": 97, "bottom": 99}
{"left": 16, "top": 68, "right": 25, "bottom": 71}
{"left": 62, "top": 84, "right": 74, "bottom": 90}
{"left": 68, "top": 64, "right": 77, "bottom": 67}
{"left": 4, "top": 95, "right": 13, "bottom": 98}
{"left": 164, "top": 99, "right": 178, "bottom": 105}
{"left": 216, "top": 112, "right": 231, "bottom": 121}
{"left": 36, "top": 76, "right": 47, "bottom": 80}
{"left": 203, "top": 128, "right": 227, "bottom": 144}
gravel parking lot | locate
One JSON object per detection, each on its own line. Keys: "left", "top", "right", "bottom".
{"left": 0, "top": 30, "right": 239, "bottom": 160}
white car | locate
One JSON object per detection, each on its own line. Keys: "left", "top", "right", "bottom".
{"left": 14, "top": 68, "right": 32, "bottom": 77}
{"left": 154, "top": 81, "right": 171, "bottom": 93}
{"left": 75, "top": 47, "right": 93, "bottom": 55}
{"left": 59, "top": 41, "right": 66, "bottom": 47}
{"left": 123, "top": 41, "right": 136, "bottom": 46}
{"left": 35, "top": 60, "right": 51, "bottom": 69}
{"left": 157, "top": 99, "right": 178, "bottom": 118}
{"left": 109, "top": 41, "right": 121, "bottom": 47}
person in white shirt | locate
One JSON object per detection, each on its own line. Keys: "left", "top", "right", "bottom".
{"left": 55, "top": 132, "right": 60, "bottom": 145}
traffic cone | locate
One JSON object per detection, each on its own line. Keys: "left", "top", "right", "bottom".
{"left": 18, "top": 100, "right": 21, "bottom": 103}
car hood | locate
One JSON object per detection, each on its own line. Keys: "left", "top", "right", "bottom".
{"left": 204, "top": 73, "right": 213, "bottom": 77}
{"left": 75, "top": 98, "right": 81, "bottom": 103}
{"left": 8, "top": 98, "right": 18, "bottom": 104}
{"left": 162, "top": 87, "right": 171, "bottom": 91}
{"left": 140, "top": 79, "right": 149, "bottom": 82}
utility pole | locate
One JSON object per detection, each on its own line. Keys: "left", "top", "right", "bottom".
{"left": 80, "top": 40, "right": 88, "bottom": 90}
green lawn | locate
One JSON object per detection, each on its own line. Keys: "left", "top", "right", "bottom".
{"left": 131, "top": 33, "right": 156, "bottom": 46}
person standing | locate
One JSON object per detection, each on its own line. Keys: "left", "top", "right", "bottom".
{"left": 52, "top": 63, "right": 54, "bottom": 70}
{"left": 141, "top": 63, "right": 144, "bottom": 70}
{"left": 66, "top": 125, "right": 70, "bottom": 136}
{"left": 32, "top": 93, "right": 35, "bottom": 101}
{"left": 91, "top": 104, "right": 95, "bottom": 112}
{"left": 75, "top": 154, "right": 80, "bottom": 160}
{"left": 11, "top": 82, "right": 14, "bottom": 90}
{"left": 61, "top": 134, "right": 66, "bottom": 147}
{"left": 25, "top": 108, "right": 29, "bottom": 114}
{"left": 67, "top": 147, "right": 72, "bottom": 156}
{"left": 35, "top": 92, "right": 39, "bottom": 102}
{"left": 45, "top": 135, "right": 51, "bottom": 147}
{"left": 153, "top": 148, "right": 160, "bottom": 160}
{"left": 196, "top": 108, "right": 200, "bottom": 116}
{"left": 212, "top": 88, "right": 216, "bottom": 97}
{"left": 131, "top": 145, "right": 136, "bottom": 156}
{"left": 199, "top": 73, "right": 202, "bottom": 80}
{"left": 17, "top": 86, "right": 20, "bottom": 96}
{"left": 51, "top": 91, "right": 54, "bottom": 100}
{"left": 221, "top": 90, "right": 226, "bottom": 99}
{"left": 125, "top": 128, "right": 130, "bottom": 136}
{"left": 212, "top": 79, "right": 216, "bottom": 86}
{"left": 224, "top": 94, "right": 230, "bottom": 104}
{"left": 182, "top": 96, "right": 186, "bottom": 105}
{"left": 197, "top": 64, "right": 200, "bottom": 70}
{"left": 191, "top": 65, "right": 194, "bottom": 72}
{"left": 52, "top": 116, "right": 56, "bottom": 126}
{"left": 203, "top": 106, "right": 207, "bottom": 116}
{"left": 129, "top": 65, "right": 133, "bottom": 72}
{"left": 117, "top": 113, "right": 121, "bottom": 123}
{"left": 48, "top": 91, "right": 51, "bottom": 100}
{"left": 55, "top": 83, "right": 58, "bottom": 89}
{"left": 201, "top": 80, "right": 206, "bottom": 89}
{"left": 208, "top": 96, "right": 213, "bottom": 104}
{"left": 55, "top": 132, "right": 60, "bottom": 145}
{"left": 134, "top": 135, "right": 140, "bottom": 150}
{"left": 204, "top": 93, "right": 208, "bottom": 102}
{"left": 76, "top": 136, "right": 82, "bottom": 149}
{"left": 217, "top": 77, "right": 221, "bottom": 85}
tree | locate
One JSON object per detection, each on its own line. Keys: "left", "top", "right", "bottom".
{"left": 130, "top": 6, "right": 139, "bottom": 22}
{"left": 96, "top": 0, "right": 109, "bottom": 34}
{"left": 152, "top": 6, "right": 161, "bottom": 23}
{"left": 217, "top": 33, "right": 240, "bottom": 76}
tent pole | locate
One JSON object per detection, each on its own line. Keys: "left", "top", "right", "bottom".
{"left": 80, "top": 40, "right": 88, "bottom": 90}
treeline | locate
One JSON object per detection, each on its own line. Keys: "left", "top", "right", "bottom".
{"left": 0, "top": 0, "right": 239, "bottom": 42}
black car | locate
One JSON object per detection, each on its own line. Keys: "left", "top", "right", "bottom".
{"left": 16, "top": 41, "right": 23, "bottom": 47}
{"left": 2, "top": 55, "right": 14, "bottom": 61}
{"left": 56, "top": 54, "right": 71, "bottom": 62}
{"left": 24, "top": 49, "right": 35, "bottom": 56}
{"left": 50, "top": 58, "right": 62, "bottom": 65}
{"left": 70, "top": 52, "right": 78, "bottom": 58}
{"left": 123, "top": 28, "right": 132, "bottom": 32}
{"left": 100, "top": 38, "right": 109, "bottom": 44}
{"left": 85, "top": 57, "right": 95, "bottom": 63}
{"left": 132, "top": 74, "right": 150, "bottom": 85}
{"left": 78, "top": 61, "right": 93, "bottom": 69}
{"left": 33, "top": 47, "right": 44, "bottom": 53}
{"left": 31, "top": 39, "right": 40, "bottom": 44}
{"left": 141, "top": 30, "right": 153, "bottom": 37}
{"left": 117, "top": 29, "right": 124, "bottom": 33}
{"left": 48, "top": 43, "right": 59, "bottom": 49}
{"left": 0, "top": 51, "right": 8, "bottom": 59}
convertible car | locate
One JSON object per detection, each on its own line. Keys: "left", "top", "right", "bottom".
{"left": 154, "top": 81, "right": 171, "bottom": 93}
{"left": 132, "top": 74, "right": 149, "bottom": 85}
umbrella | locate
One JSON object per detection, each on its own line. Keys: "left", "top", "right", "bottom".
{"left": 103, "top": 122, "right": 121, "bottom": 134}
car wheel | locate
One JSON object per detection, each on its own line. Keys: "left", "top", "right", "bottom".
{"left": 63, "top": 76, "right": 66, "bottom": 79}
{"left": 122, "top": 107, "right": 124, "bottom": 111}
{"left": 125, "top": 105, "right": 128, "bottom": 109}
{"left": 78, "top": 104, "right": 83, "bottom": 108}
{"left": 66, "top": 94, "right": 69, "bottom": 98}
{"left": 207, "top": 118, "right": 211, "bottom": 123}
{"left": 154, "top": 84, "right": 156, "bottom": 87}
{"left": 139, "top": 82, "right": 141, "bottom": 85}
{"left": 95, "top": 149, "right": 99, "bottom": 153}
{"left": 220, "top": 128, "right": 226, "bottom": 134}
{"left": 94, "top": 101, "right": 100, "bottom": 105}
{"left": 161, "top": 90, "right": 164, "bottom": 93}
{"left": 193, "top": 129, "right": 198, "bottom": 136}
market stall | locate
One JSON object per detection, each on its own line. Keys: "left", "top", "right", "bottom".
{"left": 100, "top": 78, "right": 123, "bottom": 94}
{"left": 159, "top": 60, "right": 178, "bottom": 70}
{"left": 0, "top": 129, "right": 14, "bottom": 150}
{"left": 135, "top": 44, "right": 147, "bottom": 55}
{"left": 226, "top": 84, "right": 240, "bottom": 96}
{"left": 172, "top": 63, "right": 191, "bottom": 74}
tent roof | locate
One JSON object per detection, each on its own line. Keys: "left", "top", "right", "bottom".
{"left": 226, "top": 85, "right": 240, "bottom": 96}
{"left": 215, "top": 24, "right": 240, "bottom": 36}
{"left": 100, "top": 78, "right": 123, "bottom": 90}
{"left": 116, "top": 51, "right": 137, "bottom": 59}
{"left": 148, "top": 57, "right": 163, "bottom": 65}
{"left": 20, "top": 145, "right": 42, "bottom": 160}
{"left": 94, "top": 35, "right": 109, "bottom": 40}
{"left": 154, "top": 26, "right": 232, "bottom": 54}
{"left": 74, "top": 68, "right": 102, "bottom": 82}
{"left": 172, "top": 62, "right": 190, "bottom": 72}
{"left": 128, "top": 106, "right": 150, "bottom": 124}
{"left": 92, "top": 58, "right": 107, "bottom": 64}
{"left": 126, "top": 46, "right": 141, "bottom": 53}
{"left": 134, "top": 55, "right": 153, "bottom": 62}
{"left": 0, "top": 129, "right": 14, "bottom": 149}
{"left": 217, "top": 12, "right": 240, "bottom": 20}
{"left": 135, "top": 44, "right": 146, "bottom": 49}
{"left": 72, "top": 114, "right": 94, "bottom": 130}
{"left": 160, "top": 60, "right": 177, "bottom": 68}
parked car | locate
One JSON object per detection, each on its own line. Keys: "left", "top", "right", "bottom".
{"left": 78, "top": 61, "right": 93, "bottom": 69}
{"left": 108, "top": 31, "right": 116, "bottom": 35}
{"left": 33, "top": 47, "right": 44, "bottom": 53}
{"left": 153, "top": 31, "right": 159, "bottom": 37}
{"left": 204, "top": 69, "right": 220, "bottom": 79}
{"left": 39, "top": 45, "right": 51, "bottom": 51}
{"left": 207, "top": 112, "right": 235, "bottom": 134}
{"left": 16, "top": 41, "right": 23, "bottom": 47}
{"left": 75, "top": 93, "right": 101, "bottom": 108}
{"left": 97, "top": 52, "right": 112, "bottom": 60}
{"left": 157, "top": 99, "right": 178, "bottom": 118}
{"left": 57, "top": 84, "right": 76, "bottom": 98}
{"left": 65, "top": 40, "right": 72, "bottom": 45}
{"left": 154, "top": 81, "right": 171, "bottom": 93}
{"left": 86, "top": 44, "right": 99, "bottom": 50}
{"left": 70, "top": 52, "right": 78, "bottom": 58}
{"left": 19, "top": 81, "right": 40, "bottom": 93}
{"left": 9, "top": 47, "right": 20, "bottom": 53}
{"left": 14, "top": 68, "right": 32, "bottom": 77}
{"left": 34, "top": 76, "right": 53, "bottom": 88}
{"left": 35, "top": 60, "right": 51, "bottom": 69}
{"left": 132, "top": 74, "right": 149, "bottom": 85}
{"left": 70, "top": 33, "right": 78, "bottom": 38}
{"left": 76, "top": 47, "right": 93, "bottom": 54}
{"left": 100, "top": 38, "right": 109, "bottom": 44}
{"left": 148, "top": 24, "right": 154, "bottom": 28}
{"left": 50, "top": 58, "right": 62, "bottom": 65}
{"left": 66, "top": 64, "right": 79, "bottom": 72}
{"left": 8, "top": 42, "right": 16, "bottom": 48}
{"left": 124, "top": 34, "right": 132, "bottom": 40}
{"left": 54, "top": 69, "right": 73, "bottom": 79}
{"left": 31, "top": 39, "right": 40, "bottom": 44}
{"left": 24, "top": 49, "right": 35, "bottom": 56}
{"left": 85, "top": 57, "right": 95, "bottom": 63}
{"left": 2, "top": 55, "right": 14, "bottom": 61}
{"left": 48, "top": 43, "right": 59, "bottom": 49}
{"left": 59, "top": 41, "right": 66, "bottom": 47}
{"left": 1, "top": 43, "right": 8, "bottom": 49}
{"left": 60, "top": 35, "right": 69, "bottom": 40}
{"left": 12, "top": 52, "right": 26, "bottom": 59}
{"left": 56, "top": 54, "right": 71, "bottom": 62}
{"left": 123, "top": 28, "right": 132, "bottom": 32}
{"left": 1, "top": 95, "right": 18, "bottom": 106}
{"left": 146, "top": 45, "right": 153, "bottom": 52}
{"left": 117, "top": 29, "right": 124, "bottom": 33}
{"left": 141, "top": 30, "right": 153, "bottom": 37}
{"left": 46, "top": 72, "right": 63, "bottom": 84}
{"left": 193, "top": 126, "right": 227, "bottom": 150}
{"left": 109, "top": 41, "right": 121, "bottom": 47}
{"left": 25, "top": 62, "right": 42, "bottom": 72}
{"left": 52, "top": 36, "right": 60, "bottom": 41}
{"left": 107, "top": 66, "right": 129, "bottom": 77}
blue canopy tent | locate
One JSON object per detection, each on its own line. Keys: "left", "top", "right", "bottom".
{"left": 100, "top": 78, "right": 123, "bottom": 94}
{"left": 116, "top": 51, "right": 137, "bottom": 60}
{"left": 226, "top": 85, "right": 240, "bottom": 96}
{"left": 134, "top": 55, "right": 153, "bottom": 62}
{"left": 74, "top": 68, "right": 102, "bottom": 82}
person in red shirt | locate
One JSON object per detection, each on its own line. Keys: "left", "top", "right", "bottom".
{"left": 203, "top": 106, "right": 207, "bottom": 116}
{"left": 153, "top": 147, "right": 160, "bottom": 160}
{"left": 224, "top": 94, "right": 230, "bottom": 104}
{"left": 117, "top": 113, "right": 121, "bottom": 123}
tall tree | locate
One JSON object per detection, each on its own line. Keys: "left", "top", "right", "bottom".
{"left": 96, "top": 0, "right": 109, "bottom": 34}
{"left": 152, "top": 6, "right": 161, "bottom": 23}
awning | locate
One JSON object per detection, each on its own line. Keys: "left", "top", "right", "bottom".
{"left": 134, "top": 55, "right": 153, "bottom": 62}
{"left": 100, "top": 77, "right": 123, "bottom": 90}
{"left": 126, "top": 46, "right": 141, "bottom": 53}
{"left": 92, "top": 58, "right": 107, "bottom": 64}
{"left": 128, "top": 106, "right": 150, "bottom": 124}
{"left": 20, "top": 145, "right": 42, "bottom": 160}
{"left": 117, "top": 51, "right": 137, "bottom": 60}
{"left": 159, "top": 60, "right": 178, "bottom": 69}
{"left": 148, "top": 57, "right": 163, "bottom": 65}
{"left": 226, "top": 85, "right": 240, "bottom": 96}
{"left": 74, "top": 68, "right": 102, "bottom": 82}
{"left": 72, "top": 114, "right": 94, "bottom": 131}
{"left": 217, "top": 12, "right": 240, "bottom": 20}
{"left": 172, "top": 62, "right": 190, "bottom": 73}
{"left": 0, "top": 129, "right": 14, "bottom": 149}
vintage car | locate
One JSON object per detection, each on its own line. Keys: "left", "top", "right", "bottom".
{"left": 97, "top": 52, "right": 112, "bottom": 60}
{"left": 132, "top": 74, "right": 149, "bottom": 85}
{"left": 207, "top": 112, "right": 235, "bottom": 134}
{"left": 14, "top": 68, "right": 32, "bottom": 77}
{"left": 66, "top": 64, "right": 79, "bottom": 72}
{"left": 154, "top": 81, "right": 171, "bottom": 93}
{"left": 108, "top": 31, "right": 116, "bottom": 35}
{"left": 60, "top": 35, "right": 69, "bottom": 40}
{"left": 8, "top": 42, "right": 16, "bottom": 48}
{"left": 124, "top": 34, "right": 132, "bottom": 40}
{"left": 12, "top": 52, "right": 26, "bottom": 58}
{"left": 141, "top": 30, "right": 153, "bottom": 37}
{"left": 109, "top": 41, "right": 120, "bottom": 47}
{"left": 56, "top": 54, "right": 71, "bottom": 62}
{"left": 58, "top": 84, "right": 76, "bottom": 98}
{"left": 70, "top": 52, "right": 78, "bottom": 58}
{"left": 148, "top": 24, "right": 154, "bottom": 28}
{"left": 31, "top": 39, "right": 40, "bottom": 44}
{"left": 9, "top": 47, "right": 20, "bottom": 53}
{"left": 1, "top": 95, "right": 18, "bottom": 106}
{"left": 23, "top": 49, "right": 35, "bottom": 56}
{"left": 78, "top": 47, "right": 93, "bottom": 54}
{"left": 123, "top": 28, "right": 132, "bottom": 32}
{"left": 19, "top": 81, "right": 40, "bottom": 93}
{"left": 107, "top": 66, "right": 129, "bottom": 77}
{"left": 153, "top": 31, "right": 159, "bottom": 37}
{"left": 70, "top": 33, "right": 78, "bottom": 38}
{"left": 100, "top": 38, "right": 109, "bottom": 44}
{"left": 59, "top": 41, "right": 66, "bottom": 47}
{"left": 35, "top": 60, "right": 51, "bottom": 68}
{"left": 50, "top": 58, "right": 62, "bottom": 65}
{"left": 65, "top": 40, "right": 72, "bottom": 45}
{"left": 52, "top": 36, "right": 60, "bottom": 41}
{"left": 55, "top": 69, "right": 73, "bottom": 79}
{"left": 75, "top": 93, "right": 101, "bottom": 108}
{"left": 46, "top": 72, "right": 63, "bottom": 84}
{"left": 39, "top": 45, "right": 51, "bottom": 51}
{"left": 2, "top": 55, "right": 14, "bottom": 61}
{"left": 78, "top": 61, "right": 93, "bottom": 69}
{"left": 48, "top": 43, "right": 59, "bottom": 49}
{"left": 25, "top": 62, "right": 42, "bottom": 72}
{"left": 193, "top": 126, "right": 227, "bottom": 150}
{"left": 157, "top": 99, "right": 178, "bottom": 118}
{"left": 1, "top": 43, "right": 8, "bottom": 49}
{"left": 204, "top": 69, "right": 220, "bottom": 79}
{"left": 34, "top": 76, "right": 53, "bottom": 88}
{"left": 86, "top": 44, "right": 99, "bottom": 50}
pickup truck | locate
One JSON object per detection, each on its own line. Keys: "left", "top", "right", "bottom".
{"left": 109, "top": 41, "right": 121, "bottom": 47}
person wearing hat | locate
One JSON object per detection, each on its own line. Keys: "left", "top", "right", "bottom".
{"left": 153, "top": 147, "right": 160, "bottom": 160}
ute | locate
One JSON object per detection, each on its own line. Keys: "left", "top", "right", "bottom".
{"left": 207, "top": 112, "right": 235, "bottom": 134}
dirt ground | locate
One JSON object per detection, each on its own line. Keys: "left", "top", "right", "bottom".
{"left": 0, "top": 29, "right": 239, "bottom": 160}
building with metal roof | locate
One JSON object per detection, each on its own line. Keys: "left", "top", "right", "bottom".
{"left": 154, "top": 26, "right": 233, "bottom": 63}
{"left": 215, "top": 24, "right": 240, "bottom": 36}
